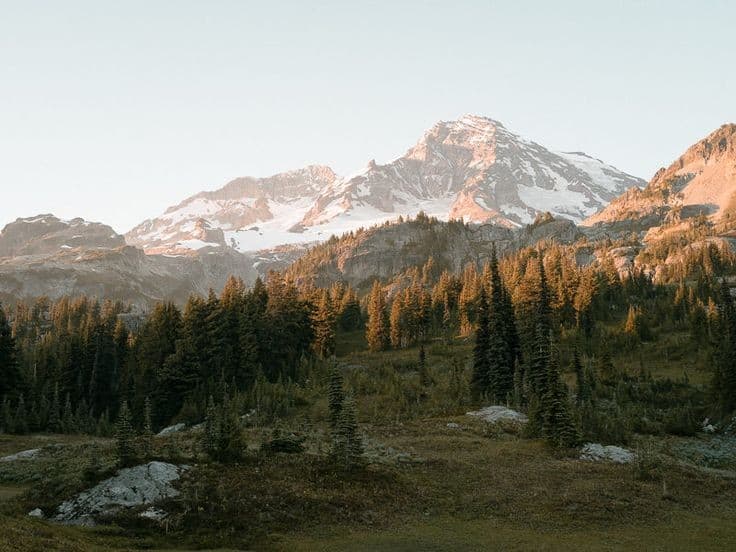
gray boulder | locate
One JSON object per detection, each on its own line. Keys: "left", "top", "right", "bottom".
{"left": 54, "top": 461, "right": 188, "bottom": 526}
{"left": 0, "top": 448, "right": 41, "bottom": 462}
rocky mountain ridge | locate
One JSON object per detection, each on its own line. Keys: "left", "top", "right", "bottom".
{"left": 584, "top": 124, "right": 736, "bottom": 233}
{"left": 0, "top": 215, "right": 257, "bottom": 308}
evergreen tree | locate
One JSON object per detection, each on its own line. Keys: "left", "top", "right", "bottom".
{"left": 366, "top": 281, "right": 389, "bottom": 351}
{"left": 141, "top": 396, "right": 154, "bottom": 459}
{"left": 540, "top": 352, "right": 580, "bottom": 448}
{"left": 0, "top": 303, "right": 23, "bottom": 401}
{"left": 214, "top": 397, "right": 244, "bottom": 463}
{"left": 713, "top": 281, "right": 736, "bottom": 417}
{"left": 572, "top": 349, "right": 588, "bottom": 405}
{"left": 338, "top": 288, "right": 362, "bottom": 332}
{"left": 328, "top": 362, "right": 345, "bottom": 431}
{"left": 115, "top": 401, "right": 137, "bottom": 466}
{"left": 49, "top": 383, "right": 61, "bottom": 433}
{"left": 1, "top": 396, "right": 13, "bottom": 433}
{"left": 487, "top": 246, "right": 514, "bottom": 401}
{"left": 333, "top": 395, "right": 363, "bottom": 469}
{"left": 312, "top": 290, "right": 337, "bottom": 359}
{"left": 62, "top": 393, "right": 76, "bottom": 433}
{"left": 470, "top": 286, "right": 491, "bottom": 399}
{"left": 201, "top": 395, "right": 220, "bottom": 459}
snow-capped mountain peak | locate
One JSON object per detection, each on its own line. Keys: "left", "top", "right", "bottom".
{"left": 126, "top": 115, "right": 645, "bottom": 255}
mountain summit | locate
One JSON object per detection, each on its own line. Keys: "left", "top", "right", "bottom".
{"left": 126, "top": 115, "right": 644, "bottom": 254}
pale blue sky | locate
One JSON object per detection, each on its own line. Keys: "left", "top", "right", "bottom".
{"left": 1, "top": 0, "right": 734, "bottom": 232}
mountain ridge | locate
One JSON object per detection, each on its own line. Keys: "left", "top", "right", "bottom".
{"left": 125, "top": 115, "right": 645, "bottom": 255}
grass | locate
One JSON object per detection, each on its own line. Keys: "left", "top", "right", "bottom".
{"left": 275, "top": 512, "right": 736, "bottom": 551}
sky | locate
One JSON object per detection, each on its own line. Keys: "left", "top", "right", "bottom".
{"left": 1, "top": 1, "right": 734, "bottom": 233}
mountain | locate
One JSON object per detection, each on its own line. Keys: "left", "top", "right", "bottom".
{"left": 126, "top": 166, "right": 339, "bottom": 254}
{"left": 126, "top": 115, "right": 644, "bottom": 255}
{"left": 0, "top": 215, "right": 124, "bottom": 257}
{"left": 584, "top": 124, "right": 736, "bottom": 233}
{"left": 0, "top": 215, "right": 257, "bottom": 308}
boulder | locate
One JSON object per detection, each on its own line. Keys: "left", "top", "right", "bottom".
{"left": 580, "top": 443, "right": 635, "bottom": 464}
{"left": 54, "top": 461, "right": 188, "bottom": 526}
{"left": 0, "top": 448, "right": 41, "bottom": 462}
{"left": 156, "top": 423, "right": 186, "bottom": 437}
{"left": 466, "top": 406, "right": 528, "bottom": 424}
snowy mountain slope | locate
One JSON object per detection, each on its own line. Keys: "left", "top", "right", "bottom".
{"left": 126, "top": 165, "right": 338, "bottom": 254}
{"left": 126, "top": 115, "right": 644, "bottom": 255}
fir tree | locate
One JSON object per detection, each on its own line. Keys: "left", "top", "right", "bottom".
{"left": 470, "top": 286, "right": 491, "bottom": 399}
{"left": 713, "top": 281, "right": 736, "bottom": 417}
{"left": 48, "top": 383, "right": 61, "bottom": 433}
{"left": 333, "top": 395, "right": 363, "bottom": 469}
{"left": 487, "top": 246, "right": 514, "bottom": 401}
{"left": 327, "top": 362, "right": 345, "bottom": 431}
{"left": 62, "top": 393, "right": 76, "bottom": 433}
{"left": 201, "top": 395, "right": 220, "bottom": 459}
{"left": 540, "top": 352, "right": 580, "bottom": 448}
{"left": 141, "top": 396, "right": 154, "bottom": 459}
{"left": 0, "top": 303, "right": 23, "bottom": 401}
{"left": 1, "top": 396, "right": 13, "bottom": 433}
{"left": 572, "top": 349, "right": 588, "bottom": 405}
{"left": 215, "top": 397, "right": 244, "bottom": 463}
{"left": 366, "top": 281, "right": 389, "bottom": 352}
{"left": 115, "top": 401, "right": 137, "bottom": 466}
{"left": 312, "top": 290, "right": 336, "bottom": 359}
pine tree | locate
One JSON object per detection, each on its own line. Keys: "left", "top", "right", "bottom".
{"left": 215, "top": 397, "right": 244, "bottom": 463}
{"left": 540, "top": 353, "right": 580, "bottom": 448}
{"left": 333, "top": 396, "right": 363, "bottom": 469}
{"left": 572, "top": 349, "right": 588, "bottom": 405}
{"left": 201, "top": 395, "right": 220, "bottom": 459}
{"left": 471, "top": 286, "right": 491, "bottom": 399}
{"left": 487, "top": 246, "right": 514, "bottom": 401}
{"left": 389, "top": 295, "right": 405, "bottom": 349}
{"left": 48, "top": 383, "right": 61, "bottom": 433}
{"left": 328, "top": 362, "right": 345, "bottom": 431}
{"left": 312, "top": 291, "right": 336, "bottom": 359}
{"left": 624, "top": 304, "right": 640, "bottom": 337}
{"left": 366, "top": 281, "right": 389, "bottom": 351}
{"left": 713, "top": 281, "right": 736, "bottom": 417}
{"left": 115, "top": 401, "right": 137, "bottom": 466}
{"left": 0, "top": 303, "right": 23, "bottom": 402}
{"left": 1, "top": 396, "right": 13, "bottom": 433}
{"left": 62, "top": 393, "right": 76, "bottom": 433}
{"left": 141, "top": 396, "right": 154, "bottom": 459}
{"left": 449, "top": 357, "right": 465, "bottom": 406}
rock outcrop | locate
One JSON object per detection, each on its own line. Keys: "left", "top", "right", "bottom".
{"left": 54, "top": 461, "right": 188, "bottom": 526}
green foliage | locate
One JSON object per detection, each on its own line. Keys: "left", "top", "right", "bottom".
{"left": 115, "top": 400, "right": 137, "bottom": 466}
{"left": 202, "top": 395, "right": 245, "bottom": 463}
{"left": 332, "top": 396, "right": 363, "bottom": 469}
{"left": 328, "top": 362, "right": 345, "bottom": 430}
